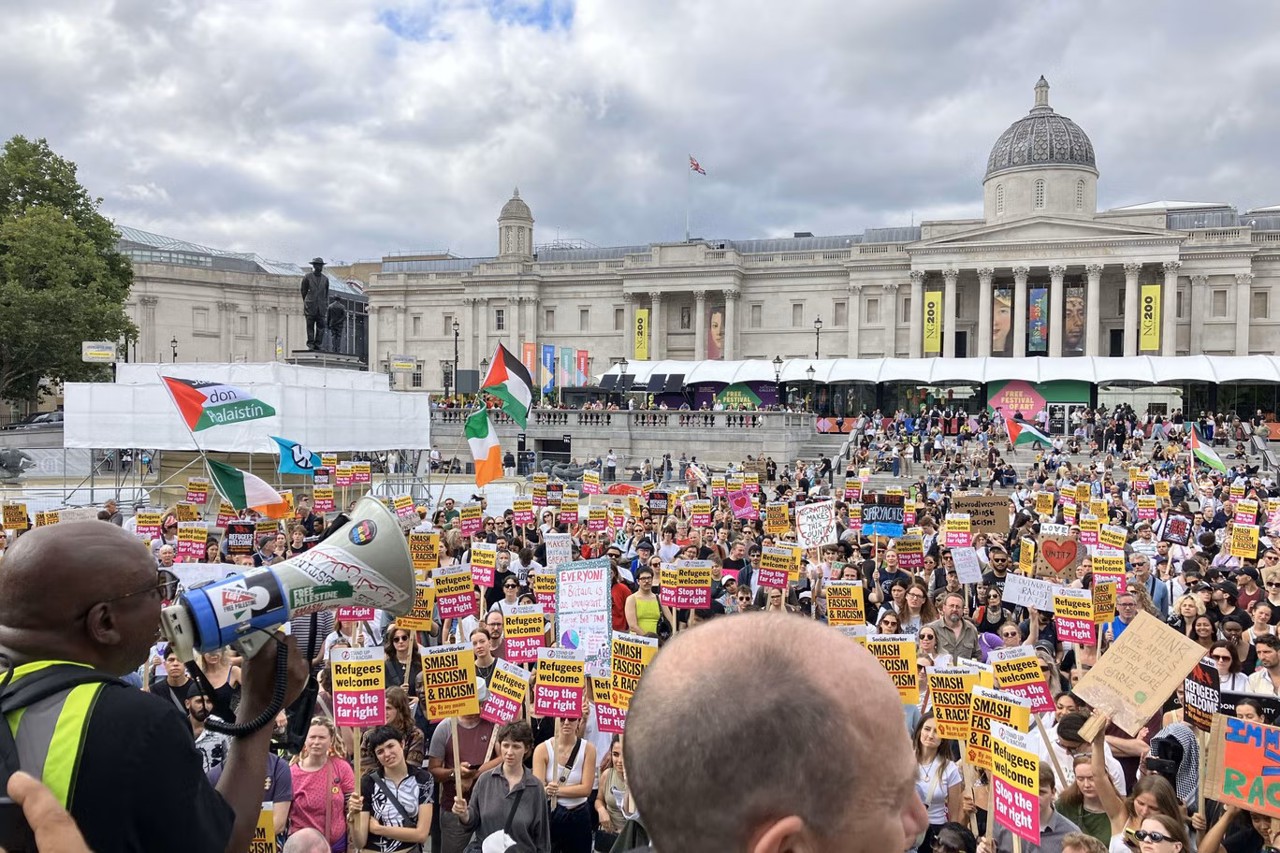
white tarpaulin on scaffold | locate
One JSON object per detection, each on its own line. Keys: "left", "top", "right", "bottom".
{"left": 64, "top": 362, "right": 431, "bottom": 452}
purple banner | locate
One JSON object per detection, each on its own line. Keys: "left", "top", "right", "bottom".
{"left": 1028, "top": 287, "right": 1048, "bottom": 353}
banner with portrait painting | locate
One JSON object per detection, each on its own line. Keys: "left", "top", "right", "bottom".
{"left": 1064, "top": 282, "right": 1086, "bottom": 357}
{"left": 706, "top": 302, "right": 725, "bottom": 360}
{"left": 992, "top": 288, "right": 1013, "bottom": 357}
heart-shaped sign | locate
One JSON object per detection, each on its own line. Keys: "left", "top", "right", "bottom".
{"left": 1036, "top": 536, "right": 1081, "bottom": 578}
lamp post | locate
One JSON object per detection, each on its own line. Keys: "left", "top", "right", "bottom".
{"left": 772, "top": 355, "right": 783, "bottom": 407}
{"left": 170, "top": 336, "right": 178, "bottom": 363}
{"left": 451, "top": 319, "right": 460, "bottom": 401}
{"left": 806, "top": 364, "right": 816, "bottom": 413}
{"left": 813, "top": 316, "right": 823, "bottom": 359}
{"left": 618, "top": 358, "right": 629, "bottom": 400}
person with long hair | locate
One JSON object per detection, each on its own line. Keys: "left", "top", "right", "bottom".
{"left": 1087, "top": 719, "right": 1183, "bottom": 853}
{"left": 196, "top": 646, "right": 241, "bottom": 722}
{"left": 877, "top": 577, "right": 910, "bottom": 624}
{"left": 1193, "top": 803, "right": 1277, "bottom": 853}
{"left": 532, "top": 715, "right": 597, "bottom": 853}
{"left": 348, "top": 724, "right": 433, "bottom": 853}
{"left": 290, "top": 717, "right": 356, "bottom": 851}
{"left": 1208, "top": 639, "right": 1249, "bottom": 692}
{"left": 1190, "top": 614, "right": 1217, "bottom": 651}
{"left": 917, "top": 627, "right": 951, "bottom": 668}
{"left": 384, "top": 626, "right": 421, "bottom": 691}
{"left": 974, "top": 587, "right": 1014, "bottom": 635}
{"left": 1055, "top": 753, "right": 1116, "bottom": 846}
{"left": 594, "top": 735, "right": 635, "bottom": 851}
{"left": 1134, "top": 813, "right": 1191, "bottom": 852}
{"left": 1166, "top": 594, "right": 1203, "bottom": 637}
{"left": 912, "top": 711, "right": 964, "bottom": 853}
{"left": 902, "top": 579, "right": 939, "bottom": 635}
{"left": 362, "top": 686, "right": 426, "bottom": 769}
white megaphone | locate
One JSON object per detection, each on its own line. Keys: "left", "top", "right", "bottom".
{"left": 161, "top": 495, "right": 416, "bottom": 662}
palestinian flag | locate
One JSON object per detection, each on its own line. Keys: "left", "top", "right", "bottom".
{"left": 206, "top": 458, "right": 290, "bottom": 518}
{"left": 1190, "top": 425, "right": 1228, "bottom": 473}
{"left": 1003, "top": 413, "right": 1052, "bottom": 446}
{"left": 465, "top": 408, "right": 502, "bottom": 487}
{"left": 162, "top": 377, "right": 276, "bottom": 432}
{"left": 480, "top": 344, "right": 534, "bottom": 428}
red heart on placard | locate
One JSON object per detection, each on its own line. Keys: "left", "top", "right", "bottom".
{"left": 1040, "top": 538, "right": 1079, "bottom": 575}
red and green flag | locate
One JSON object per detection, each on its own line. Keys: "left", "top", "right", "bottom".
{"left": 1190, "top": 425, "right": 1228, "bottom": 473}
{"left": 162, "top": 377, "right": 276, "bottom": 432}
{"left": 480, "top": 344, "right": 534, "bottom": 428}
{"left": 1003, "top": 413, "right": 1052, "bottom": 447}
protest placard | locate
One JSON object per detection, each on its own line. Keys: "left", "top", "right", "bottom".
{"left": 335, "top": 464, "right": 353, "bottom": 487}
{"left": 895, "top": 535, "right": 925, "bottom": 572}
{"left": 928, "top": 667, "right": 980, "bottom": 740}
{"left": 503, "top": 604, "right": 546, "bottom": 664}
{"left": 533, "top": 647, "right": 587, "bottom": 718}
{"left": 247, "top": 809, "right": 276, "bottom": 853}
{"left": 587, "top": 506, "right": 607, "bottom": 532}
{"left": 174, "top": 500, "right": 201, "bottom": 521}
{"left": 531, "top": 572, "right": 557, "bottom": 615}
{"left": 556, "top": 557, "right": 612, "bottom": 677}
{"left": 864, "top": 493, "right": 905, "bottom": 537}
{"left": 687, "top": 499, "right": 711, "bottom": 529}
{"left": 1231, "top": 523, "right": 1260, "bottom": 560}
{"left": 421, "top": 643, "right": 479, "bottom": 720}
{"left": 1078, "top": 514, "right": 1099, "bottom": 547}
{"left": 312, "top": 486, "right": 335, "bottom": 513}
{"left": 223, "top": 520, "right": 255, "bottom": 555}
{"left": 673, "top": 561, "right": 714, "bottom": 610}
{"left": 1220, "top": 692, "right": 1280, "bottom": 725}
{"left": 459, "top": 504, "right": 483, "bottom": 537}
{"left": 725, "top": 488, "right": 755, "bottom": 520}
{"left": 545, "top": 533, "right": 574, "bottom": 569}
{"left": 610, "top": 632, "right": 658, "bottom": 711}
{"left": 409, "top": 532, "right": 440, "bottom": 572}
{"left": 1136, "top": 495, "right": 1158, "bottom": 521}
{"left": 175, "top": 522, "right": 208, "bottom": 562}
{"left": 351, "top": 461, "right": 371, "bottom": 484}
{"left": 1073, "top": 611, "right": 1207, "bottom": 736}
{"left": 1017, "top": 539, "right": 1035, "bottom": 576}
{"left": 1204, "top": 714, "right": 1280, "bottom": 818}
{"left": 795, "top": 501, "right": 836, "bottom": 548}
{"left": 867, "top": 634, "right": 918, "bottom": 705}
{"left": 1092, "top": 580, "right": 1116, "bottom": 624}
{"left": 991, "top": 722, "right": 1041, "bottom": 846}
{"left": 433, "top": 565, "right": 477, "bottom": 621}
{"left": 511, "top": 496, "right": 533, "bottom": 527}
{"left": 559, "top": 491, "right": 580, "bottom": 525}
{"left": 1160, "top": 511, "right": 1194, "bottom": 546}
{"left": 943, "top": 514, "right": 971, "bottom": 548}
{"left": 950, "top": 495, "right": 1010, "bottom": 536}
{"left": 132, "top": 510, "right": 161, "bottom": 541}
{"left": 581, "top": 470, "right": 601, "bottom": 495}
{"left": 185, "top": 477, "right": 210, "bottom": 505}
{"left": 949, "top": 547, "right": 983, "bottom": 585}
{"left": 1053, "top": 587, "right": 1096, "bottom": 645}
{"left": 1182, "top": 657, "right": 1219, "bottom": 733}
{"left": 480, "top": 659, "right": 532, "bottom": 725}
{"left": 757, "top": 546, "right": 793, "bottom": 589}
{"left": 1236, "top": 498, "right": 1260, "bottom": 526}
{"left": 764, "top": 502, "right": 790, "bottom": 535}
{"left": 313, "top": 467, "right": 331, "bottom": 487}
{"left": 966, "top": 686, "right": 1031, "bottom": 771}
{"left": 1035, "top": 533, "right": 1082, "bottom": 582}
{"left": 396, "top": 580, "right": 437, "bottom": 631}
{"left": 470, "top": 543, "right": 497, "bottom": 587}
{"left": 1098, "top": 524, "right": 1127, "bottom": 551}
{"left": 330, "top": 647, "right": 386, "bottom": 727}
{"left": 320, "top": 453, "right": 338, "bottom": 471}
{"left": 824, "top": 581, "right": 866, "bottom": 626}
{"left": 903, "top": 500, "right": 917, "bottom": 527}
{"left": 33, "top": 510, "right": 58, "bottom": 527}
{"left": 1001, "top": 575, "right": 1054, "bottom": 614}
{"left": 989, "top": 648, "right": 1054, "bottom": 713}
{"left": 392, "top": 495, "right": 415, "bottom": 523}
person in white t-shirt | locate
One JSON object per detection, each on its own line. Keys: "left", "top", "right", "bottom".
{"left": 912, "top": 712, "right": 963, "bottom": 850}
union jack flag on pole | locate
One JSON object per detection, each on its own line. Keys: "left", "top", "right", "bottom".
{"left": 689, "top": 155, "right": 706, "bottom": 175}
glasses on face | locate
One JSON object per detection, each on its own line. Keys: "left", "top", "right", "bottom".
{"left": 1266, "top": 555, "right": 1280, "bottom": 562}
{"left": 638, "top": 575, "right": 653, "bottom": 583}
{"left": 919, "top": 633, "right": 935, "bottom": 640}
{"left": 907, "top": 591, "right": 924, "bottom": 600}
{"left": 1266, "top": 582, "right": 1280, "bottom": 589}
{"left": 393, "top": 635, "right": 410, "bottom": 643}
{"left": 1001, "top": 631, "right": 1020, "bottom": 638}
{"left": 503, "top": 583, "right": 519, "bottom": 589}
{"left": 1134, "top": 830, "right": 1177, "bottom": 844}
{"left": 1119, "top": 601, "right": 1137, "bottom": 608}
{"left": 96, "top": 570, "right": 179, "bottom": 609}
{"left": 1211, "top": 653, "right": 1233, "bottom": 661}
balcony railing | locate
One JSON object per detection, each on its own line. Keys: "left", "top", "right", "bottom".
{"left": 429, "top": 408, "right": 813, "bottom": 431}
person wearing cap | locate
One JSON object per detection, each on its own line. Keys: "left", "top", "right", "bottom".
{"left": 1212, "top": 581, "right": 1251, "bottom": 630}
{"left": 628, "top": 539, "right": 654, "bottom": 579}
{"left": 606, "top": 547, "right": 633, "bottom": 632}
{"left": 1235, "top": 565, "right": 1263, "bottom": 611}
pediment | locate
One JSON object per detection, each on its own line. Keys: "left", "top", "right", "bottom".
{"left": 912, "top": 216, "right": 1181, "bottom": 248}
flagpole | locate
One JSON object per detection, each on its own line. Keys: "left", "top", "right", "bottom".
{"left": 684, "top": 160, "right": 691, "bottom": 243}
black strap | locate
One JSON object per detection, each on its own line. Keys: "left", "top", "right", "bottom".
{"left": 372, "top": 773, "right": 417, "bottom": 826}
{"left": 505, "top": 787, "right": 526, "bottom": 834}
{"left": 557, "top": 738, "right": 583, "bottom": 785}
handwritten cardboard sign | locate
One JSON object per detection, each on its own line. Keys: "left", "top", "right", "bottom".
{"left": 1204, "top": 714, "right": 1280, "bottom": 818}
{"left": 1035, "top": 533, "right": 1082, "bottom": 581}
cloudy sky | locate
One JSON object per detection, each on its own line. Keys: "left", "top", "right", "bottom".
{"left": 5, "top": 0, "right": 1280, "bottom": 264}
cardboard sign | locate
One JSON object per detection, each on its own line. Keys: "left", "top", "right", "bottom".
{"left": 824, "top": 581, "right": 866, "bottom": 626}
{"left": 1053, "top": 587, "right": 1096, "bottom": 645}
{"left": 409, "top": 532, "right": 440, "bottom": 571}
{"left": 503, "top": 604, "right": 546, "bottom": 664}
{"left": 533, "top": 647, "right": 586, "bottom": 718}
{"left": 223, "top": 521, "right": 255, "bottom": 555}
{"left": 531, "top": 572, "right": 557, "bottom": 615}
{"left": 951, "top": 495, "right": 1010, "bottom": 535}
{"left": 185, "top": 478, "right": 211, "bottom": 505}
{"left": 1231, "top": 524, "right": 1260, "bottom": 560}
{"left": 966, "top": 685, "right": 1032, "bottom": 771}
{"left": 556, "top": 557, "right": 612, "bottom": 678}
{"left": 433, "top": 565, "right": 477, "bottom": 620}
{"left": 867, "top": 634, "right": 918, "bottom": 705}
{"left": 991, "top": 722, "right": 1041, "bottom": 846}
{"left": 175, "top": 522, "right": 208, "bottom": 562}
{"left": 1002, "top": 574, "right": 1054, "bottom": 614}
{"left": 1182, "top": 657, "right": 1219, "bottom": 733}
{"left": 330, "top": 646, "right": 386, "bottom": 727}
{"left": 1204, "top": 714, "right": 1280, "bottom": 818}
{"left": 989, "top": 648, "right": 1054, "bottom": 713}
{"left": 1073, "top": 611, "right": 1208, "bottom": 735}
{"left": 392, "top": 494, "right": 416, "bottom": 523}
{"left": 480, "top": 658, "right": 532, "bottom": 724}
{"left": 928, "top": 666, "right": 980, "bottom": 740}
{"left": 396, "top": 580, "right": 437, "bottom": 631}
{"left": 863, "top": 493, "right": 905, "bottom": 537}
{"left": 951, "top": 546, "right": 983, "bottom": 585}
{"left": 421, "top": 642, "right": 479, "bottom": 720}
{"left": 795, "top": 501, "right": 837, "bottom": 548}
{"left": 610, "top": 631, "right": 658, "bottom": 711}
{"left": 1035, "top": 534, "right": 1082, "bottom": 581}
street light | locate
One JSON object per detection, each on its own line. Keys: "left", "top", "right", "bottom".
{"left": 618, "top": 358, "right": 629, "bottom": 395}
{"left": 813, "top": 315, "right": 823, "bottom": 358}
{"left": 806, "top": 364, "right": 816, "bottom": 413}
{"left": 772, "top": 355, "right": 783, "bottom": 406}
{"left": 170, "top": 336, "right": 178, "bottom": 363}
{"left": 480, "top": 357, "right": 489, "bottom": 375}
{"left": 451, "top": 319, "right": 460, "bottom": 400}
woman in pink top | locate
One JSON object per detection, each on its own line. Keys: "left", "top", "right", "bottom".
{"left": 290, "top": 716, "right": 356, "bottom": 851}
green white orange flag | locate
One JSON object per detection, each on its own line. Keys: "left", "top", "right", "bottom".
{"left": 1003, "top": 413, "right": 1052, "bottom": 446}
{"left": 1190, "top": 424, "right": 1228, "bottom": 473}
{"left": 480, "top": 344, "right": 534, "bottom": 428}
{"left": 206, "top": 458, "right": 290, "bottom": 518}
{"left": 162, "top": 377, "right": 276, "bottom": 432}
{"left": 465, "top": 408, "right": 502, "bottom": 487}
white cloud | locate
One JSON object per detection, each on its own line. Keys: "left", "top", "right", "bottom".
{"left": 3, "top": 0, "right": 1280, "bottom": 262}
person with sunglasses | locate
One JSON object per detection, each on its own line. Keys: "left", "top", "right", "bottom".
{"left": 489, "top": 576, "right": 524, "bottom": 619}
{"left": 1207, "top": 639, "right": 1249, "bottom": 692}
{"left": 1131, "top": 814, "right": 1190, "bottom": 852}
{"left": 384, "top": 628, "right": 422, "bottom": 691}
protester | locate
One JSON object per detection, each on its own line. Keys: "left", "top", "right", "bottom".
{"left": 912, "top": 711, "right": 964, "bottom": 852}
{"left": 349, "top": 725, "right": 434, "bottom": 853}
{"left": 289, "top": 716, "right": 357, "bottom": 850}
{"left": 976, "top": 765, "right": 1079, "bottom": 853}
{"left": 428, "top": 711, "right": 501, "bottom": 853}
{"left": 451, "top": 720, "right": 551, "bottom": 853}
{"left": 532, "top": 714, "right": 597, "bottom": 852}
{"left": 624, "top": 561, "right": 663, "bottom": 636}
{"left": 185, "top": 684, "right": 231, "bottom": 773}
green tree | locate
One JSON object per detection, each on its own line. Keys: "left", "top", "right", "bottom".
{"left": 0, "top": 136, "right": 135, "bottom": 403}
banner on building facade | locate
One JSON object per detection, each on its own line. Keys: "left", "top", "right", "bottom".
{"left": 540, "top": 344, "right": 556, "bottom": 395}
{"left": 1064, "top": 283, "right": 1086, "bottom": 356}
{"left": 707, "top": 303, "right": 725, "bottom": 360}
{"left": 521, "top": 342, "right": 538, "bottom": 378}
{"left": 575, "top": 350, "right": 590, "bottom": 386}
{"left": 560, "top": 347, "right": 575, "bottom": 389}
{"left": 922, "top": 291, "right": 942, "bottom": 355}
{"left": 1027, "top": 287, "right": 1048, "bottom": 353}
{"left": 992, "top": 288, "right": 1013, "bottom": 357}
{"left": 634, "top": 309, "right": 650, "bottom": 360}
{"left": 1140, "top": 283, "right": 1161, "bottom": 352}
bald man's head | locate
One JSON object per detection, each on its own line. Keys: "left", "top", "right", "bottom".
{"left": 0, "top": 522, "right": 160, "bottom": 673}
{"left": 626, "top": 613, "right": 926, "bottom": 852}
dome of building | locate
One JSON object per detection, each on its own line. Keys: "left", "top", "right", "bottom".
{"left": 985, "top": 77, "right": 1096, "bottom": 179}
{"left": 499, "top": 187, "right": 533, "bottom": 222}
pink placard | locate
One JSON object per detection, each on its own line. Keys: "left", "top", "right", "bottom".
{"left": 480, "top": 690, "right": 523, "bottom": 725}
{"left": 1094, "top": 569, "right": 1128, "bottom": 595}
{"left": 513, "top": 505, "right": 534, "bottom": 527}
{"left": 504, "top": 634, "right": 544, "bottom": 664}
{"left": 989, "top": 380, "right": 1047, "bottom": 423}
{"left": 333, "top": 690, "right": 385, "bottom": 727}
{"left": 437, "top": 591, "right": 477, "bottom": 620}
{"left": 673, "top": 584, "right": 711, "bottom": 610}
{"left": 992, "top": 772, "right": 1040, "bottom": 846}
{"left": 470, "top": 563, "right": 495, "bottom": 589}
{"left": 728, "top": 489, "right": 757, "bottom": 520}
{"left": 1054, "top": 617, "right": 1096, "bottom": 645}
{"left": 595, "top": 702, "right": 627, "bottom": 734}
{"left": 336, "top": 606, "right": 376, "bottom": 622}
{"left": 756, "top": 567, "right": 790, "bottom": 589}
{"left": 533, "top": 683, "right": 584, "bottom": 718}
{"left": 720, "top": 568, "right": 740, "bottom": 585}
{"left": 945, "top": 531, "right": 971, "bottom": 548}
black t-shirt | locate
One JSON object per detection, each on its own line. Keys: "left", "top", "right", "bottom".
{"left": 72, "top": 683, "right": 234, "bottom": 852}
{"left": 982, "top": 569, "right": 1010, "bottom": 593}
{"left": 148, "top": 676, "right": 192, "bottom": 714}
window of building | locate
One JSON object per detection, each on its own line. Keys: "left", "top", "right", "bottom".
{"left": 791, "top": 303, "right": 803, "bottom": 327}
{"left": 1212, "top": 290, "right": 1227, "bottom": 317}
{"left": 866, "top": 298, "right": 880, "bottom": 325}
{"left": 996, "top": 184, "right": 1005, "bottom": 216}
{"left": 901, "top": 297, "right": 910, "bottom": 324}
{"left": 1176, "top": 291, "right": 1185, "bottom": 319}
{"left": 411, "top": 366, "right": 423, "bottom": 388}
{"left": 750, "top": 303, "right": 762, "bottom": 328}
{"left": 1034, "top": 179, "right": 1046, "bottom": 210}
{"left": 442, "top": 314, "right": 454, "bottom": 336}
{"left": 1075, "top": 180, "right": 1085, "bottom": 211}
{"left": 1253, "top": 290, "right": 1269, "bottom": 320}
{"left": 833, "top": 301, "right": 847, "bottom": 326}
{"left": 411, "top": 314, "right": 422, "bottom": 336}
{"left": 494, "top": 309, "right": 505, "bottom": 332}
{"left": 193, "top": 307, "right": 209, "bottom": 331}
{"left": 237, "top": 315, "right": 249, "bottom": 336}
{"left": 679, "top": 306, "right": 691, "bottom": 330}
{"left": 614, "top": 307, "right": 624, "bottom": 330}
{"left": 545, "top": 309, "right": 555, "bottom": 331}
{"left": 579, "top": 308, "right": 590, "bottom": 330}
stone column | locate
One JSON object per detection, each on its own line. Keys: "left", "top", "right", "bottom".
{"left": 976, "top": 268, "right": 994, "bottom": 357}
{"left": 942, "top": 268, "right": 958, "bottom": 358}
{"left": 477, "top": 298, "right": 490, "bottom": 366}
{"left": 367, "top": 306, "right": 380, "bottom": 367}
{"left": 724, "top": 289, "right": 739, "bottom": 359}
{"left": 649, "top": 292, "right": 664, "bottom": 359}
{"left": 1123, "top": 262, "right": 1142, "bottom": 356}
{"left": 883, "top": 282, "right": 899, "bottom": 355}
{"left": 1236, "top": 272, "right": 1254, "bottom": 355}
{"left": 1084, "top": 264, "right": 1103, "bottom": 357}
{"left": 622, "top": 292, "right": 635, "bottom": 360}
{"left": 1048, "top": 264, "right": 1067, "bottom": 357}
{"left": 1189, "top": 275, "right": 1208, "bottom": 354}
{"left": 693, "top": 291, "right": 707, "bottom": 359}
{"left": 847, "top": 282, "right": 863, "bottom": 358}
{"left": 1012, "top": 266, "right": 1029, "bottom": 358}
{"left": 253, "top": 304, "right": 268, "bottom": 361}
{"left": 217, "top": 301, "right": 235, "bottom": 362}
{"left": 394, "top": 305, "right": 407, "bottom": 354}
{"left": 908, "top": 270, "right": 925, "bottom": 358}
{"left": 511, "top": 295, "right": 523, "bottom": 352}
{"left": 1161, "top": 261, "right": 1181, "bottom": 356}
{"left": 140, "top": 296, "right": 158, "bottom": 362}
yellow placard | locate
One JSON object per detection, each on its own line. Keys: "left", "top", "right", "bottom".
{"left": 1075, "top": 483, "right": 1092, "bottom": 504}
{"left": 397, "top": 580, "right": 437, "bottom": 631}
{"left": 421, "top": 642, "right": 479, "bottom": 719}
{"left": 966, "top": 686, "right": 1031, "bottom": 771}
{"left": 1092, "top": 581, "right": 1116, "bottom": 623}
{"left": 928, "top": 667, "right": 980, "bottom": 741}
{"left": 409, "top": 532, "right": 440, "bottom": 571}
{"left": 1098, "top": 525, "right": 1127, "bottom": 550}
{"left": 34, "top": 510, "right": 59, "bottom": 527}
{"left": 1034, "top": 492, "right": 1054, "bottom": 516}
{"left": 609, "top": 631, "right": 659, "bottom": 711}
{"left": 1018, "top": 538, "right": 1035, "bottom": 576}
{"left": 1154, "top": 480, "right": 1170, "bottom": 500}
{"left": 765, "top": 503, "right": 790, "bottom": 535}
{"left": 1, "top": 504, "right": 28, "bottom": 531}
{"left": 248, "top": 809, "right": 276, "bottom": 853}
{"left": 174, "top": 502, "right": 201, "bottom": 522}
{"left": 633, "top": 308, "right": 650, "bottom": 360}
{"left": 471, "top": 544, "right": 497, "bottom": 571}
{"left": 867, "top": 635, "right": 918, "bottom": 705}
{"left": 321, "top": 453, "right": 339, "bottom": 470}
{"left": 1231, "top": 523, "right": 1260, "bottom": 560}
{"left": 824, "top": 581, "right": 866, "bottom": 626}
{"left": 531, "top": 572, "right": 557, "bottom": 599}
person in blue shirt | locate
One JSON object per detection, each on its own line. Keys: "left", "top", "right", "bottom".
{"left": 1105, "top": 591, "right": 1140, "bottom": 643}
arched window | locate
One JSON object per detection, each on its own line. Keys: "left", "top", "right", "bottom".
{"left": 996, "top": 184, "right": 1005, "bottom": 216}
{"left": 1075, "top": 179, "right": 1085, "bottom": 211}
{"left": 1034, "top": 179, "right": 1046, "bottom": 210}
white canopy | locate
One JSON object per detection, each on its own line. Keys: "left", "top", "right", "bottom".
{"left": 599, "top": 356, "right": 1280, "bottom": 386}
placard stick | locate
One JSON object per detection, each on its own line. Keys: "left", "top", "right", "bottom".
{"left": 484, "top": 731, "right": 498, "bottom": 763}
{"left": 1196, "top": 729, "right": 1207, "bottom": 819}
{"left": 352, "top": 728, "right": 363, "bottom": 786}
{"left": 451, "top": 717, "right": 464, "bottom": 795}
{"left": 1013, "top": 837, "right": 1021, "bottom": 853}
{"left": 961, "top": 763, "right": 979, "bottom": 836}
{"left": 1034, "top": 715, "right": 1067, "bottom": 789}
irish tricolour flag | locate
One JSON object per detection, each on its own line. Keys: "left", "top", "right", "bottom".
{"left": 163, "top": 377, "right": 276, "bottom": 432}
{"left": 1003, "top": 413, "right": 1052, "bottom": 446}
{"left": 466, "top": 409, "right": 502, "bottom": 487}
{"left": 480, "top": 344, "right": 534, "bottom": 428}
{"left": 1190, "top": 424, "right": 1228, "bottom": 473}
{"left": 206, "top": 458, "right": 290, "bottom": 518}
